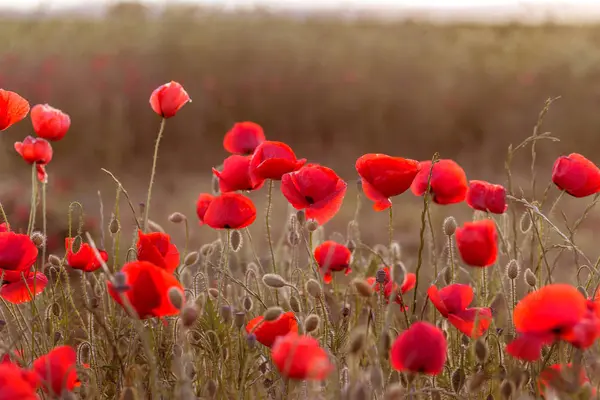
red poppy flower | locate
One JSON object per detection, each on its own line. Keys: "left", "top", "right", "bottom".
{"left": 552, "top": 153, "right": 600, "bottom": 198}
{"left": 65, "top": 238, "right": 108, "bottom": 273}
{"left": 33, "top": 346, "right": 79, "bottom": 395}
{"left": 249, "top": 141, "right": 306, "bottom": 186}
{"left": 281, "top": 164, "right": 347, "bottom": 225}
{"left": 366, "top": 268, "right": 416, "bottom": 309}
{"left": 30, "top": 104, "right": 70, "bottom": 141}
{"left": 455, "top": 219, "right": 498, "bottom": 267}
{"left": 107, "top": 261, "right": 183, "bottom": 319}
{"left": 0, "top": 363, "right": 38, "bottom": 400}
{"left": 245, "top": 311, "right": 299, "bottom": 347}
{"left": 314, "top": 241, "right": 352, "bottom": 284}
{"left": 0, "top": 89, "right": 29, "bottom": 131}
{"left": 537, "top": 364, "right": 593, "bottom": 398}
{"left": 196, "top": 193, "right": 214, "bottom": 225}
{"left": 410, "top": 159, "right": 468, "bottom": 205}
{"left": 14, "top": 136, "right": 52, "bottom": 165}
{"left": 507, "top": 284, "right": 588, "bottom": 361}
{"left": 213, "top": 155, "right": 264, "bottom": 193}
{"left": 223, "top": 121, "right": 266, "bottom": 155}
{"left": 0, "top": 232, "right": 38, "bottom": 272}
{"left": 149, "top": 81, "right": 190, "bottom": 118}
{"left": 355, "top": 154, "right": 420, "bottom": 211}
{"left": 137, "top": 230, "right": 180, "bottom": 274}
{"left": 466, "top": 180, "right": 507, "bottom": 214}
{"left": 271, "top": 333, "right": 333, "bottom": 380}
{"left": 428, "top": 284, "right": 492, "bottom": 338}
{"left": 0, "top": 272, "right": 47, "bottom": 304}
{"left": 203, "top": 193, "right": 257, "bottom": 230}
{"left": 390, "top": 321, "right": 447, "bottom": 375}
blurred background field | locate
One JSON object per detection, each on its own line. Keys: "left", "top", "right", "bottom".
{"left": 2, "top": 2, "right": 600, "bottom": 260}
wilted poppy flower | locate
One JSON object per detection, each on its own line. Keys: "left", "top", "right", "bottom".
{"left": 0, "top": 272, "right": 47, "bottom": 304}
{"left": 428, "top": 284, "right": 492, "bottom": 338}
{"left": 507, "top": 284, "right": 588, "bottom": 361}
{"left": 411, "top": 159, "right": 468, "bottom": 205}
{"left": 271, "top": 333, "right": 333, "bottom": 380}
{"left": 33, "top": 346, "right": 79, "bottom": 395}
{"left": 213, "top": 155, "right": 264, "bottom": 193}
{"left": 196, "top": 193, "right": 214, "bottom": 225}
{"left": 249, "top": 141, "right": 306, "bottom": 186}
{"left": 137, "top": 230, "right": 180, "bottom": 274}
{"left": 455, "top": 219, "right": 497, "bottom": 267}
{"left": 390, "top": 321, "right": 447, "bottom": 375}
{"left": 355, "top": 154, "right": 420, "bottom": 211}
{"left": 466, "top": 180, "right": 507, "bottom": 214}
{"left": 552, "top": 153, "right": 600, "bottom": 198}
{"left": 223, "top": 121, "right": 266, "bottom": 155}
{"left": 203, "top": 193, "right": 256, "bottom": 230}
{"left": 0, "top": 232, "right": 38, "bottom": 272}
{"left": 0, "top": 89, "right": 29, "bottom": 131}
{"left": 281, "top": 164, "right": 347, "bottom": 225}
{"left": 107, "top": 261, "right": 183, "bottom": 319}
{"left": 149, "top": 81, "right": 190, "bottom": 118}
{"left": 65, "top": 238, "right": 108, "bottom": 272}
{"left": 245, "top": 311, "right": 298, "bottom": 347}
{"left": 366, "top": 268, "right": 416, "bottom": 308}
{"left": 0, "top": 363, "right": 38, "bottom": 399}
{"left": 30, "top": 104, "right": 70, "bottom": 141}
{"left": 537, "top": 363, "right": 593, "bottom": 398}
{"left": 314, "top": 241, "right": 352, "bottom": 284}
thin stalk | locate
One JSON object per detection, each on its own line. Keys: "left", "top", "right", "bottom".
{"left": 388, "top": 205, "right": 393, "bottom": 252}
{"left": 41, "top": 182, "right": 47, "bottom": 268}
{"left": 265, "top": 179, "right": 276, "bottom": 273}
{"left": 27, "top": 162, "right": 38, "bottom": 235}
{"left": 143, "top": 117, "right": 166, "bottom": 232}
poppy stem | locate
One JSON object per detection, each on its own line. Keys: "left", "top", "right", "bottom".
{"left": 448, "top": 235, "right": 455, "bottom": 284}
{"left": 143, "top": 117, "right": 166, "bottom": 233}
{"left": 41, "top": 182, "right": 47, "bottom": 271}
{"left": 0, "top": 202, "right": 8, "bottom": 229}
{"left": 265, "top": 179, "right": 277, "bottom": 274}
{"left": 388, "top": 205, "right": 393, "bottom": 253}
{"left": 27, "top": 162, "right": 38, "bottom": 236}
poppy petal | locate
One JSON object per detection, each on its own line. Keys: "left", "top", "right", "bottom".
{"left": 0, "top": 272, "right": 47, "bottom": 304}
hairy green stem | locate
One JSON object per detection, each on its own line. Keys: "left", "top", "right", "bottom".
{"left": 143, "top": 117, "right": 166, "bottom": 232}
{"left": 265, "top": 179, "right": 276, "bottom": 273}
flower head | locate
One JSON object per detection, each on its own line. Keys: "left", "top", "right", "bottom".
{"left": 411, "top": 159, "right": 467, "bottom": 205}
{"left": 223, "top": 121, "right": 266, "bottom": 155}
{"left": 30, "top": 104, "right": 70, "bottom": 141}
{"left": 366, "top": 268, "right": 416, "bottom": 309}
{"left": 0, "top": 363, "right": 38, "bottom": 399}
{"left": 314, "top": 241, "right": 352, "bottom": 284}
{"left": 0, "top": 89, "right": 29, "bottom": 131}
{"left": 455, "top": 219, "right": 497, "bottom": 267}
{"left": 245, "top": 311, "right": 298, "bottom": 347}
{"left": 271, "top": 333, "right": 333, "bottom": 380}
{"left": 249, "top": 141, "right": 306, "bottom": 185}
{"left": 203, "top": 193, "right": 256, "bottom": 230}
{"left": 213, "top": 155, "right": 264, "bottom": 193}
{"left": 390, "top": 322, "right": 447, "bottom": 375}
{"left": 149, "top": 81, "right": 190, "bottom": 118}
{"left": 552, "top": 153, "right": 600, "bottom": 198}
{"left": 0, "top": 232, "right": 38, "bottom": 272}
{"left": 65, "top": 238, "right": 108, "bottom": 272}
{"left": 137, "top": 230, "right": 180, "bottom": 274}
{"left": 466, "top": 180, "right": 507, "bottom": 214}
{"left": 0, "top": 272, "right": 47, "bottom": 304}
{"left": 33, "top": 346, "right": 79, "bottom": 395}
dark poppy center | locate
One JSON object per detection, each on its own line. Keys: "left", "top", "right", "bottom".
{"left": 224, "top": 224, "right": 231, "bottom": 229}
{"left": 551, "top": 326, "right": 564, "bottom": 335}
{"left": 305, "top": 196, "right": 315, "bottom": 205}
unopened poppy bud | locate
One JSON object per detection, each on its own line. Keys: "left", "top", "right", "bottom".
{"left": 505, "top": 260, "right": 519, "bottom": 280}
{"left": 375, "top": 268, "right": 387, "bottom": 284}
{"left": 390, "top": 241, "right": 401, "bottom": 260}
{"left": 234, "top": 312, "right": 246, "bottom": 329}
{"left": 287, "top": 231, "right": 300, "bottom": 246}
{"left": 306, "top": 220, "right": 319, "bottom": 232}
{"left": 348, "top": 329, "right": 366, "bottom": 355}
{"left": 296, "top": 210, "right": 306, "bottom": 226}
{"left": 306, "top": 279, "right": 322, "bottom": 298}
{"left": 181, "top": 305, "right": 199, "bottom": 327}
{"left": 230, "top": 230, "right": 242, "bottom": 252}
{"left": 290, "top": 296, "right": 301, "bottom": 313}
{"left": 168, "top": 212, "right": 186, "bottom": 224}
{"left": 109, "top": 217, "right": 120, "bottom": 234}
{"left": 263, "top": 306, "right": 283, "bottom": 321}
{"left": 393, "top": 262, "right": 407, "bottom": 284}
{"left": 220, "top": 305, "right": 232, "bottom": 323}
{"left": 246, "top": 333, "right": 257, "bottom": 349}
{"left": 524, "top": 268, "right": 537, "bottom": 287}
{"left": 444, "top": 216, "right": 457, "bottom": 236}
{"left": 304, "top": 314, "right": 320, "bottom": 333}
{"left": 262, "top": 273, "right": 286, "bottom": 288}
{"left": 208, "top": 288, "right": 219, "bottom": 298}
{"left": 499, "top": 380, "right": 514, "bottom": 400}
{"left": 342, "top": 303, "right": 351, "bottom": 317}
{"left": 474, "top": 338, "right": 489, "bottom": 364}
{"left": 182, "top": 251, "right": 198, "bottom": 267}
{"left": 352, "top": 279, "right": 373, "bottom": 297}
{"left": 451, "top": 368, "right": 466, "bottom": 393}
{"left": 119, "top": 387, "right": 139, "bottom": 400}
{"left": 147, "top": 220, "right": 165, "bottom": 233}
{"left": 70, "top": 236, "right": 82, "bottom": 254}
{"left": 168, "top": 287, "right": 184, "bottom": 310}
{"left": 31, "top": 231, "right": 46, "bottom": 248}
{"left": 578, "top": 285, "right": 588, "bottom": 298}
{"left": 243, "top": 296, "right": 253, "bottom": 312}
{"left": 48, "top": 254, "right": 62, "bottom": 267}
{"left": 383, "top": 384, "right": 404, "bottom": 400}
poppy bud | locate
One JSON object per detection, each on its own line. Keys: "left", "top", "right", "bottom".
{"left": 70, "top": 236, "right": 82, "bottom": 254}
{"left": 393, "top": 262, "right": 407, "bottom": 285}
{"left": 31, "top": 231, "right": 46, "bottom": 248}
{"left": 352, "top": 278, "right": 373, "bottom": 297}
{"left": 390, "top": 241, "right": 401, "bottom": 260}
{"left": 263, "top": 306, "right": 283, "bottom": 321}
{"left": 451, "top": 368, "right": 466, "bottom": 393}
{"left": 183, "top": 251, "right": 199, "bottom": 267}
{"left": 234, "top": 312, "right": 246, "bottom": 329}
{"left": 168, "top": 287, "right": 184, "bottom": 310}
{"left": 290, "top": 296, "right": 301, "bottom": 313}
{"left": 474, "top": 338, "right": 489, "bottom": 364}
{"left": 181, "top": 305, "right": 199, "bottom": 328}
{"left": 306, "top": 219, "right": 319, "bottom": 232}
{"left": 119, "top": 387, "right": 139, "bottom": 400}
{"left": 296, "top": 210, "right": 306, "bottom": 226}
{"left": 230, "top": 230, "right": 242, "bottom": 252}
{"left": 208, "top": 288, "right": 219, "bottom": 298}
{"left": 304, "top": 314, "right": 320, "bottom": 333}
{"left": 109, "top": 217, "right": 120, "bottom": 234}
{"left": 376, "top": 268, "right": 387, "bottom": 285}
{"left": 262, "top": 273, "right": 286, "bottom": 289}
{"left": 149, "top": 81, "right": 191, "bottom": 119}
{"left": 348, "top": 329, "right": 366, "bottom": 355}
{"left": 220, "top": 305, "right": 232, "bottom": 323}
{"left": 147, "top": 220, "right": 165, "bottom": 233}
{"left": 380, "top": 330, "right": 392, "bottom": 355}
{"left": 246, "top": 333, "right": 257, "bottom": 349}
{"left": 499, "top": 380, "right": 514, "bottom": 400}
{"left": 243, "top": 296, "right": 253, "bottom": 312}
{"left": 168, "top": 212, "right": 186, "bottom": 223}
{"left": 49, "top": 254, "right": 62, "bottom": 267}
{"left": 383, "top": 384, "right": 404, "bottom": 400}
{"left": 505, "top": 260, "right": 519, "bottom": 280}
{"left": 306, "top": 279, "right": 322, "bottom": 298}
{"left": 443, "top": 216, "right": 457, "bottom": 236}
{"left": 524, "top": 268, "right": 537, "bottom": 287}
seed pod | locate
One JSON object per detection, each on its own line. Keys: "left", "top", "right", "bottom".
{"left": 306, "top": 279, "right": 322, "bottom": 298}
{"left": 376, "top": 269, "right": 387, "bottom": 284}
{"left": 348, "top": 329, "right": 366, "bottom": 355}
{"left": 109, "top": 217, "right": 120, "bottom": 234}
{"left": 200, "top": 244, "right": 212, "bottom": 257}
{"left": 290, "top": 296, "right": 301, "bottom": 313}
{"left": 220, "top": 305, "right": 232, "bottom": 323}
{"left": 506, "top": 260, "right": 519, "bottom": 280}
{"left": 184, "top": 251, "right": 199, "bottom": 266}
{"left": 499, "top": 380, "right": 514, "bottom": 400}
{"left": 524, "top": 268, "right": 537, "bottom": 287}
{"left": 352, "top": 279, "right": 373, "bottom": 297}
{"left": 234, "top": 312, "right": 246, "bottom": 329}
{"left": 474, "top": 338, "right": 489, "bottom": 364}
{"left": 168, "top": 287, "right": 184, "bottom": 310}
{"left": 262, "top": 274, "right": 287, "bottom": 289}
{"left": 306, "top": 220, "right": 319, "bottom": 232}
{"left": 243, "top": 296, "right": 253, "bottom": 312}
{"left": 48, "top": 255, "right": 62, "bottom": 267}
{"left": 168, "top": 212, "right": 186, "bottom": 224}
{"left": 444, "top": 217, "right": 457, "bottom": 236}
{"left": 263, "top": 307, "right": 283, "bottom": 321}
{"left": 181, "top": 305, "right": 199, "bottom": 328}
{"left": 451, "top": 368, "right": 466, "bottom": 393}
{"left": 383, "top": 384, "right": 404, "bottom": 400}
{"left": 230, "top": 230, "right": 242, "bottom": 252}
{"left": 304, "top": 314, "right": 320, "bottom": 333}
